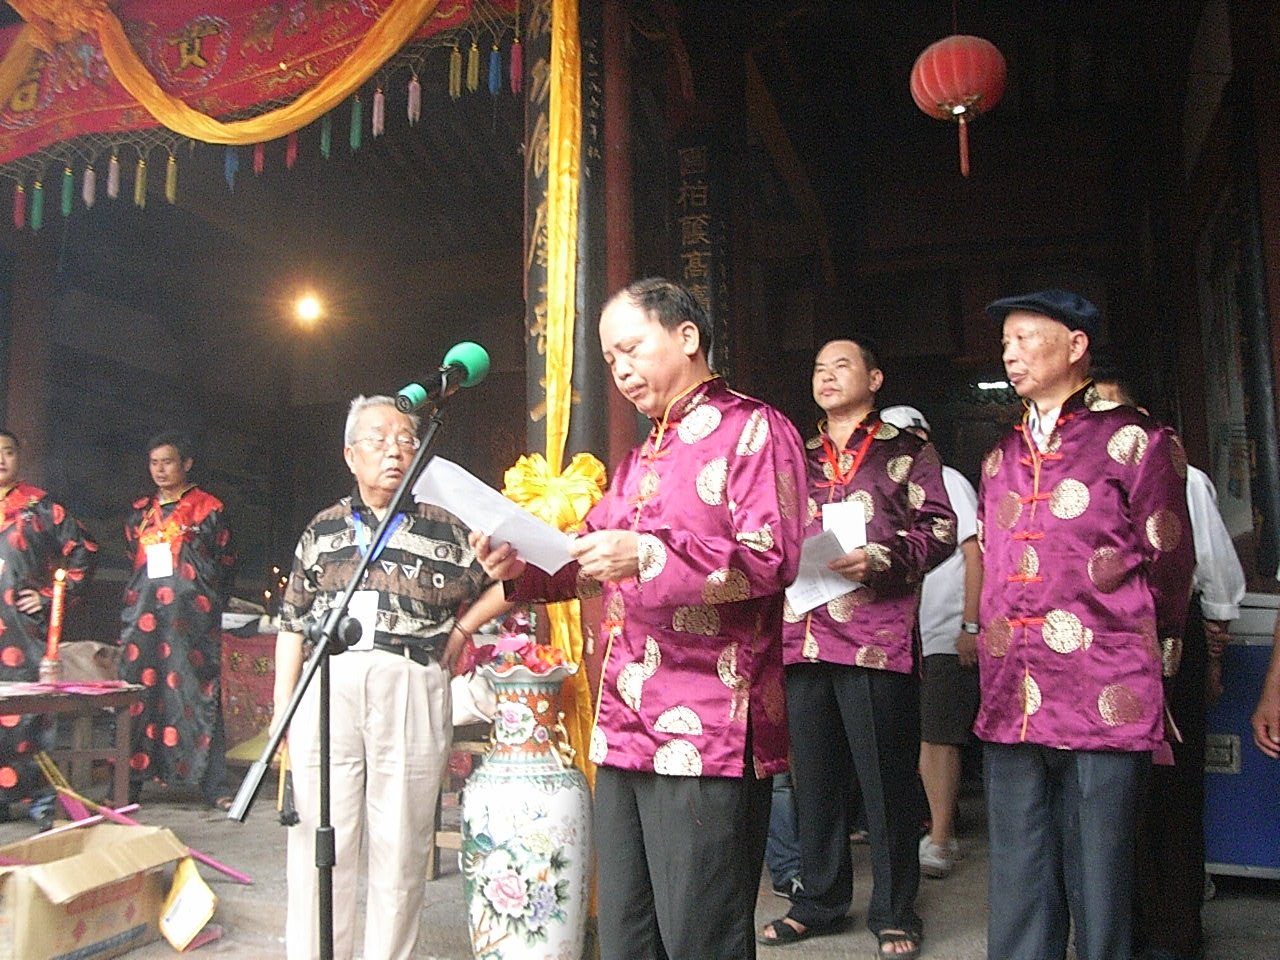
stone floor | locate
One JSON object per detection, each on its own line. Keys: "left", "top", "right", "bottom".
{"left": 2, "top": 770, "right": 1277, "bottom": 960}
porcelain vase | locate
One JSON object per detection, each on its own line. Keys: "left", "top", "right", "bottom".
{"left": 461, "top": 662, "right": 592, "bottom": 960}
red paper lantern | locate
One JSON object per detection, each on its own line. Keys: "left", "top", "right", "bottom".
{"left": 910, "top": 35, "right": 1007, "bottom": 177}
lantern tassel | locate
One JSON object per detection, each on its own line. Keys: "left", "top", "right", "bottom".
{"left": 320, "top": 115, "right": 332, "bottom": 160}
{"left": 133, "top": 157, "right": 146, "bottom": 208}
{"left": 489, "top": 46, "right": 501, "bottom": 96}
{"left": 31, "top": 179, "right": 43, "bottom": 231}
{"left": 224, "top": 147, "right": 239, "bottom": 192}
{"left": 253, "top": 142, "right": 265, "bottom": 175}
{"left": 467, "top": 40, "right": 480, "bottom": 93}
{"left": 285, "top": 131, "right": 298, "bottom": 169}
{"left": 13, "top": 182, "right": 24, "bottom": 230}
{"left": 165, "top": 154, "right": 177, "bottom": 204}
{"left": 510, "top": 37, "right": 522, "bottom": 94}
{"left": 60, "top": 165, "right": 73, "bottom": 218}
{"left": 82, "top": 165, "right": 96, "bottom": 208}
{"left": 372, "top": 87, "right": 385, "bottom": 137}
{"left": 957, "top": 115, "right": 970, "bottom": 178}
{"left": 349, "top": 97, "right": 363, "bottom": 152}
{"left": 449, "top": 44, "right": 462, "bottom": 100}
{"left": 107, "top": 153, "right": 120, "bottom": 199}
{"left": 407, "top": 74, "right": 421, "bottom": 125}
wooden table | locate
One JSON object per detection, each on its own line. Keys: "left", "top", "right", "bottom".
{"left": 0, "top": 682, "right": 144, "bottom": 808}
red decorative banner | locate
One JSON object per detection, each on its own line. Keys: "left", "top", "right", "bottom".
{"left": 0, "top": 0, "right": 516, "bottom": 165}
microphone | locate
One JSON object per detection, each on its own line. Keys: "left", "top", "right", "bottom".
{"left": 395, "top": 341, "right": 491, "bottom": 412}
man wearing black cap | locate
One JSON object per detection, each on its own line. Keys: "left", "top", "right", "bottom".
{"left": 975, "top": 290, "right": 1194, "bottom": 960}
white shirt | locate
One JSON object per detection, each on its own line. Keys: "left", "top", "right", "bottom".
{"left": 1187, "top": 464, "right": 1245, "bottom": 622}
{"left": 1027, "top": 404, "right": 1061, "bottom": 452}
{"left": 919, "top": 466, "right": 978, "bottom": 657}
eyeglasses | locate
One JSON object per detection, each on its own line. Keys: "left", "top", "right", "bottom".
{"left": 353, "top": 434, "right": 421, "bottom": 452}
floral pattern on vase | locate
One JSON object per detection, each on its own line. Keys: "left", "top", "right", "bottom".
{"left": 461, "top": 662, "right": 592, "bottom": 960}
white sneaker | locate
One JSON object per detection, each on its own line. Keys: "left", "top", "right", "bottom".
{"left": 919, "top": 834, "right": 960, "bottom": 878}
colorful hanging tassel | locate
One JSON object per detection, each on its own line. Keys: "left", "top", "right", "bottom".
{"left": 253, "top": 142, "right": 265, "bottom": 175}
{"left": 133, "top": 157, "right": 146, "bottom": 208}
{"left": 320, "top": 115, "right": 332, "bottom": 159}
{"left": 286, "top": 131, "right": 298, "bottom": 169}
{"left": 467, "top": 40, "right": 480, "bottom": 92}
{"left": 165, "top": 154, "right": 177, "bottom": 204}
{"left": 349, "top": 96, "right": 363, "bottom": 152}
{"left": 449, "top": 44, "right": 462, "bottom": 100}
{"left": 489, "top": 46, "right": 501, "bottom": 96}
{"left": 372, "top": 87, "right": 385, "bottom": 137}
{"left": 510, "top": 36, "right": 522, "bottom": 93}
{"left": 60, "top": 165, "right": 73, "bottom": 218}
{"left": 13, "top": 182, "right": 24, "bottom": 230}
{"left": 107, "top": 152, "right": 120, "bottom": 199}
{"left": 31, "top": 180, "right": 43, "bottom": 231}
{"left": 224, "top": 147, "right": 239, "bottom": 191}
{"left": 82, "top": 164, "right": 96, "bottom": 208}
{"left": 407, "top": 74, "right": 421, "bottom": 125}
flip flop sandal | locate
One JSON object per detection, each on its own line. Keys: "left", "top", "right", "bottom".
{"left": 757, "top": 916, "right": 845, "bottom": 946}
{"left": 875, "top": 928, "right": 922, "bottom": 960}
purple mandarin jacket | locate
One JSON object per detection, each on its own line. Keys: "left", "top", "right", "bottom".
{"left": 510, "top": 377, "right": 807, "bottom": 779}
{"left": 782, "top": 414, "right": 957, "bottom": 673}
{"left": 975, "top": 383, "right": 1195, "bottom": 752}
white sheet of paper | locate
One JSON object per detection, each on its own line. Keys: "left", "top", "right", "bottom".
{"left": 347, "top": 589, "right": 378, "bottom": 651}
{"left": 145, "top": 542, "right": 174, "bottom": 579}
{"left": 784, "top": 529, "right": 861, "bottom": 616}
{"left": 412, "top": 457, "right": 575, "bottom": 574}
{"left": 822, "top": 500, "right": 867, "bottom": 552}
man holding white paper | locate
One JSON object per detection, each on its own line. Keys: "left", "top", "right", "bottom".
{"left": 759, "top": 338, "right": 954, "bottom": 959}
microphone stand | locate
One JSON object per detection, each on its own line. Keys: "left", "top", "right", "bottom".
{"left": 227, "top": 388, "right": 455, "bottom": 960}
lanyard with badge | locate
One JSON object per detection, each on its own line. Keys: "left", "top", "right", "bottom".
{"left": 347, "top": 509, "right": 407, "bottom": 650}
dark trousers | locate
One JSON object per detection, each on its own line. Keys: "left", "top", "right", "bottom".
{"left": 984, "top": 742, "right": 1147, "bottom": 960}
{"left": 594, "top": 765, "right": 771, "bottom": 960}
{"left": 1134, "top": 612, "right": 1207, "bottom": 960}
{"left": 785, "top": 662, "right": 921, "bottom": 936}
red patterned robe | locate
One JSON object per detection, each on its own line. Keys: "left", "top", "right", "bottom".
{"left": 510, "top": 377, "right": 807, "bottom": 778}
{"left": 0, "top": 483, "right": 97, "bottom": 803}
{"left": 120, "top": 486, "right": 235, "bottom": 786}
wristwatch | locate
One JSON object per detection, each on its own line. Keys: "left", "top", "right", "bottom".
{"left": 961, "top": 621, "right": 980, "bottom": 635}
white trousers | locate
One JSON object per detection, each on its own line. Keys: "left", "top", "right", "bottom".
{"left": 285, "top": 649, "right": 450, "bottom": 960}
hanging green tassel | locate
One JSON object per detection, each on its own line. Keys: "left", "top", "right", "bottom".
{"left": 349, "top": 97, "right": 363, "bottom": 152}
{"left": 165, "top": 154, "right": 177, "bottom": 204}
{"left": 449, "top": 44, "right": 462, "bottom": 100}
{"left": 320, "top": 114, "right": 332, "bottom": 159}
{"left": 60, "top": 165, "right": 73, "bottom": 217}
{"left": 466, "top": 40, "right": 480, "bottom": 92}
{"left": 30, "top": 180, "right": 43, "bottom": 232}
{"left": 134, "top": 156, "right": 147, "bottom": 208}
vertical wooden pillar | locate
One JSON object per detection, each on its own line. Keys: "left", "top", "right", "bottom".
{"left": 523, "top": 0, "right": 552, "bottom": 456}
{"left": 5, "top": 244, "right": 53, "bottom": 482}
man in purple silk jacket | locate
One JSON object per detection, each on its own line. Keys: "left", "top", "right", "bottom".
{"left": 471, "top": 278, "right": 807, "bottom": 960}
{"left": 978, "top": 289, "right": 1194, "bottom": 960}
{"left": 758, "top": 337, "right": 956, "bottom": 960}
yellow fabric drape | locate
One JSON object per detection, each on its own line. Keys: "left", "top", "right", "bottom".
{"left": 0, "top": 0, "right": 441, "bottom": 144}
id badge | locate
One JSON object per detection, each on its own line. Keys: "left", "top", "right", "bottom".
{"left": 145, "top": 542, "right": 174, "bottom": 579}
{"left": 347, "top": 590, "right": 378, "bottom": 651}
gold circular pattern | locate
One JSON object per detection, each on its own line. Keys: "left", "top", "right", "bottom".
{"left": 847, "top": 489, "right": 875, "bottom": 524}
{"left": 1041, "top": 608, "right": 1085, "bottom": 654}
{"left": 1045, "top": 431, "right": 1063, "bottom": 455}
{"left": 908, "top": 482, "right": 926, "bottom": 510}
{"left": 605, "top": 590, "right": 625, "bottom": 622}
{"left": 778, "top": 472, "right": 799, "bottom": 520}
{"left": 1161, "top": 637, "right": 1183, "bottom": 677}
{"left": 995, "top": 491, "right": 1023, "bottom": 529}
{"left": 805, "top": 435, "right": 823, "bottom": 450}
{"left": 703, "top": 567, "right": 751, "bottom": 605}
{"left": 637, "top": 534, "right": 668, "bottom": 582}
{"left": 826, "top": 591, "right": 857, "bottom": 623}
{"left": 887, "top": 455, "right": 914, "bottom": 484}
{"left": 821, "top": 461, "right": 835, "bottom": 481}
{"left": 617, "top": 661, "right": 649, "bottom": 711}
{"left": 654, "top": 706, "right": 703, "bottom": 735}
{"left": 782, "top": 595, "right": 802, "bottom": 623}
{"left": 1018, "top": 545, "right": 1040, "bottom": 578}
{"left": 1085, "top": 385, "right": 1119, "bottom": 412}
{"left": 639, "top": 469, "right": 661, "bottom": 500}
{"left": 1049, "top": 478, "right": 1090, "bottom": 520}
{"left": 673, "top": 604, "right": 721, "bottom": 636}
{"left": 1088, "top": 547, "right": 1126, "bottom": 593}
{"left": 1169, "top": 434, "right": 1188, "bottom": 480}
{"left": 696, "top": 457, "right": 729, "bottom": 506}
{"left": 1021, "top": 674, "right": 1042, "bottom": 716}
{"left": 736, "top": 525, "right": 775, "bottom": 553}
{"left": 1107, "top": 425, "right": 1149, "bottom": 466}
{"left": 985, "top": 617, "right": 1012, "bottom": 657}
{"left": 876, "top": 422, "right": 900, "bottom": 440}
{"left": 589, "top": 727, "right": 608, "bottom": 765}
{"left": 838, "top": 451, "right": 855, "bottom": 476}
{"left": 931, "top": 516, "right": 956, "bottom": 544}
{"left": 806, "top": 496, "right": 820, "bottom": 524}
{"left": 984, "top": 447, "right": 1004, "bottom": 478}
{"left": 802, "top": 634, "right": 820, "bottom": 659}
{"left": 1145, "top": 508, "right": 1184, "bottom": 552}
{"left": 855, "top": 645, "right": 888, "bottom": 669}
{"left": 864, "top": 542, "right": 892, "bottom": 573}
{"left": 653, "top": 739, "right": 703, "bottom": 776}
{"left": 678, "top": 404, "right": 722, "bottom": 444}
{"left": 736, "top": 411, "right": 769, "bottom": 456}
{"left": 716, "top": 643, "right": 740, "bottom": 688}
{"left": 1098, "top": 684, "right": 1143, "bottom": 726}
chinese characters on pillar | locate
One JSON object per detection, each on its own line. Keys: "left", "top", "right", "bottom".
{"left": 672, "top": 138, "right": 731, "bottom": 376}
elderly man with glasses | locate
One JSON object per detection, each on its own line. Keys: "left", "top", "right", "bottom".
{"left": 272, "top": 394, "right": 509, "bottom": 960}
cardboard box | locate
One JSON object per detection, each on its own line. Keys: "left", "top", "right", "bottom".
{"left": 0, "top": 822, "right": 187, "bottom": 960}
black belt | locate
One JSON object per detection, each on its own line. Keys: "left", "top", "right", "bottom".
{"left": 371, "top": 640, "right": 437, "bottom": 666}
